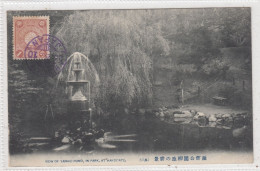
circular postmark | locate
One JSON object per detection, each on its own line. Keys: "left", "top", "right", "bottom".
{"left": 24, "top": 34, "right": 67, "bottom": 76}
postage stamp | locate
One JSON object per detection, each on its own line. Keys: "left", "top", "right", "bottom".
{"left": 13, "top": 16, "right": 50, "bottom": 60}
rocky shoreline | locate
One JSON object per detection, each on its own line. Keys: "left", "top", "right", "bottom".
{"left": 151, "top": 105, "right": 251, "bottom": 138}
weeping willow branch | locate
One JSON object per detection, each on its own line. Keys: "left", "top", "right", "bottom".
{"left": 54, "top": 11, "right": 167, "bottom": 110}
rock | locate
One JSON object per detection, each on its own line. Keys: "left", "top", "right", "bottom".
{"left": 228, "top": 116, "right": 233, "bottom": 122}
{"left": 174, "top": 117, "right": 192, "bottom": 123}
{"left": 215, "top": 113, "right": 223, "bottom": 118}
{"left": 236, "top": 113, "right": 248, "bottom": 118}
{"left": 164, "top": 111, "right": 170, "bottom": 115}
{"left": 197, "top": 112, "right": 206, "bottom": 117}
{"left": 190, "top": 110, "right": 197, "bottom": 115}
{"left": 173, "top": 111, "right": 184, "bottom": 114}
{"left": 193, "top": 112, "right": 207, "bottom": 120}
{"left": 158, "top": 108, "right": 163, "bottom": 112}
{"left": 222, "top": 114, "right": 232, "bottom": 118}
{"left": 73, "top": 139, "right": 83, "bottom": 147}
{"left": 208, "top": 122, "right": 217, "bottom": 127}
{"left": 230, "top": 113, "right": 236, "bottom": 117}
{"left": 216, "top": 119, "right": 223, "bottom": 125}
{"left": 167, "top": 109, "right": 175, "bottom": 115}
{"left": 138, "top": 108, "right": 146, "bottom": 114}
{"left": 85, "top": 132, "right": 93, "bottom": 137}
{"left": 155, "top": 112, "right": 160, "bottom": 117}
{"left": 159, "top": 112, "right": 164, "bottom": 117}
{"left": 104, "top": 132, "right": 112, "bottom": 137}
{"left": 222, "top": 116, "right": 233, "bottom": 126}
{"left": 76, "top": 127, "right": 81, "bottom": 131}
{"left": 232, "top": 126, "right": 247, "bottom": 138}
{"left": 174, "top": 112, "right": 192, "bottom": 118}
{"left": 183, "top": 110, "right": 191, "bottom": 114}
{"left": 197, "top": 117, "right": 207, "bottom": 126}
{"left": 61, "top": 136, "right": 70, "bottom": 144}
{"left": 193, "top": 114, "right": 199, "bottom": 120}
{"left": 54, "top": 132, "right": 60, "bottom": 138}
{"left": 208, "top": 115, "right": 217, "bottom": 122}
{"left": 162, "top": 107, "right": 167, "bottom": 111}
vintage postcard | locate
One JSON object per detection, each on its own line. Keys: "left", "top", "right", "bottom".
{"left": 1, "top": 0, "right": 260, "bottom": 170}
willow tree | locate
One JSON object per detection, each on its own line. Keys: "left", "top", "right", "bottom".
{"left": 55, "top": 10, "right": 169, "bottom": 111}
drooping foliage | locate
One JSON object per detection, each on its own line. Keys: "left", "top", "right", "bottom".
{"left": 53, "top": 8, "right": 251, "bottom": 109}
{"left": 55, "top": 10, "right": 170, "bottom": 109}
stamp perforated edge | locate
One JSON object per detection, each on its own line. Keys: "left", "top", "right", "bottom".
{"left": 12, "top": 15, "right": 50, "bottom": 60}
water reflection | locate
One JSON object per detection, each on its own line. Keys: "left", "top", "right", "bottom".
{"left": 99, "top": 113, "right": 252, "bottom": 153}
{"left": 95, "top": 133, "right": 137, "bottom": 149}
{"left": 19, "top": 111, "right": 252, "bottom": 154}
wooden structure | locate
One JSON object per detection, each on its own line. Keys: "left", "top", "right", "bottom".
{"left": 212, "top": 96, "right": 228, "bottom": 106}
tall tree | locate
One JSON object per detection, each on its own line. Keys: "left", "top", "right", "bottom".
{"left": 55, "top": 10, "right": 170, "bottom": 110}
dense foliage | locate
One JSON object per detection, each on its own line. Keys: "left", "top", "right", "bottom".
{"left": 8, "top": 8, "right": 252, "bottom": 124}
{"left": 55, "top": 10, "right": 170, "bottom": 109}
{"left": 54, "top": 8, "right": 251, "bottom": 110}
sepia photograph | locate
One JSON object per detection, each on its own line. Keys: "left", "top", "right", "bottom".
{"left": 7, "top": 8, "right": 253, "bottom": 166}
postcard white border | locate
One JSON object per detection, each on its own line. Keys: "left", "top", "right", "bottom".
{"left": 1, "top": 0, "right": 260, "bottom": 170}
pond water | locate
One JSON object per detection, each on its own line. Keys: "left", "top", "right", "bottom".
{"left": 98, "top": 114, "right": 252, "bottom": 153}
{"left": 18, "top": 109, "right": 252, "bottom": 154}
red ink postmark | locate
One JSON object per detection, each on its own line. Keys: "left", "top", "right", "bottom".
{"left": 13, "top": 16, "right": 49, "bottom": 60}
